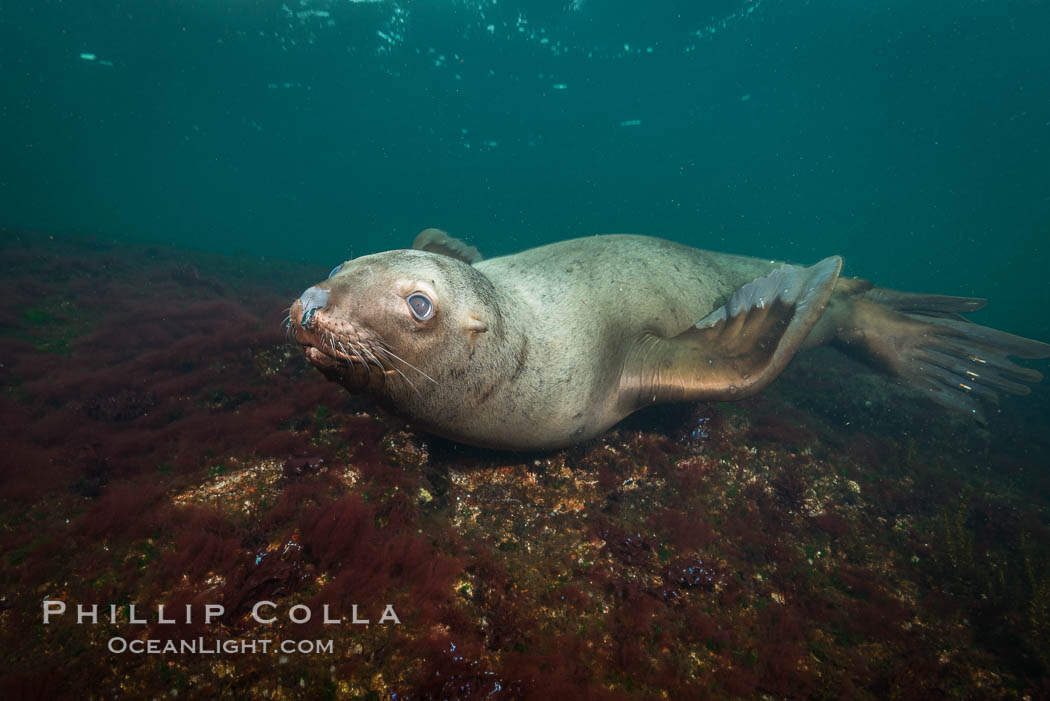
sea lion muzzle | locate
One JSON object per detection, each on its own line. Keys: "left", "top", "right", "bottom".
{"left": 288, "top": 285, "right": 402, "bottom": 393}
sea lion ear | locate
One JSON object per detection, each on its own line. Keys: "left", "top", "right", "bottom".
{"left": 413, "top": 228, "right": 483, "bottom": 264}
{"left": 462, "top": 314, "right": 488, "bottom": 334}
{"left": 621, "top": 256, "right": 843, "bottom": 409}
{"left": 461, "top": 313, "right": 488, "bottom": 351}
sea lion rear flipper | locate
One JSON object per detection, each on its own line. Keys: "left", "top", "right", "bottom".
{"left": 621, "top": 256, "right": 843, "bottom": 409}
{"left": 413, "top": 228, "right": 483, "bottom": 264}
{"left": 831, "top": 290, "right": 1050, "bottom": 422}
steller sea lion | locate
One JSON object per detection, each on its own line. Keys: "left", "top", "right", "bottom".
{"left": 288, "top": 229, "right": 1050, "bottom": 450}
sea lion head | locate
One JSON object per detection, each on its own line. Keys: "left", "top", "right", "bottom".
{"left": 289, "top": 249, "right": 495, "bottom": 397}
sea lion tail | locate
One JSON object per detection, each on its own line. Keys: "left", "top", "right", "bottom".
{"left": 830, "top": 287, "right": 1050, "bottom": 421}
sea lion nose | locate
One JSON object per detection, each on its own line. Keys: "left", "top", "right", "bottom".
{"left": 300, "top": 286, "right": 329, "bottom": 311}
{"left": 298, "top": 286, "right": 330, "bottom": 327}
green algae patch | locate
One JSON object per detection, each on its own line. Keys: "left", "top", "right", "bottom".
{"left": 8, "top": 299, "right": 100, "bottom": 354}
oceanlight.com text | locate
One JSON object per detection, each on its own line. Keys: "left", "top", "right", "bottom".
{"left": 107, "top": 637, "right": 335, "bottom": 655}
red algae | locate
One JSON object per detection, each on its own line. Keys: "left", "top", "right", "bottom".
{"left": 1, "top": 232, "right": 1050, "bottom": 699}
{"left": 159, "top": 507, "right": 243, "bottom": 581}
{"left": 79, "top": 481, "right": 166, "bottom": 540}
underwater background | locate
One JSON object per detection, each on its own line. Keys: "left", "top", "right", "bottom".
{"left": 4, "top": 0, "right": 1050, "bottom": 340}
{"left": 3, "top": 0, "right": 1050, "bottom": 698}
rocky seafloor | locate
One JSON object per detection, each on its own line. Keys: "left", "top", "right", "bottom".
{"left": 1, "top": 231, "right": 1049, "bottom": 700}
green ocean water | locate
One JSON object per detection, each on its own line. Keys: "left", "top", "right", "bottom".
{"left": 2, "top": 0, "right": 1048, "bottom": 340}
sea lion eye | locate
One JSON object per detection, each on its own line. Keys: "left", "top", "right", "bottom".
{"left": 328, "top": 263, "right": 343, "bottom": 279}
{"left": 406, "top": 293, "right": 434, "bottom": 321}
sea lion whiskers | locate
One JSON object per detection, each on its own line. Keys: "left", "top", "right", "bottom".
{"left": 335, "top": 338, "right": 366, "bottom": 368}
{"left": 372, "top": 339, "right": 438, "bottom": 385}
{"left": 281, "top": 310, "right": 300, "bottom": 343}
{"left": 357, "top": 343, "right": 387, "bottom": 371}
{"left": 330, "top": 335, "right": 421, "bottom": 394}
{"left": 334, "top": 338, "right": 378, "bottom": 387}
{"left": 323, "top": 331, "right": 353, "bottom": 370}
{"left": 333, "top": 338, "right": 355, "bottom": 372}
{"left": 371, "top": 345, "right": 421, "bottom": 395}
{"left": 323, "top": 331, "right": 337, "bottom": 356}
{"left": 347, "top": 342, "right": 370, "bottom": 370}
{"left": 327, "top": 335, "right": 356, "bottom": 365}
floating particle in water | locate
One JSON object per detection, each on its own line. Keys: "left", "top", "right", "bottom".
{"left": 79, "top": 53, "right": 113, "bottom": 67}
{"left": 273, "top": 0, "right": 766, "bottom": 61}
{"left": 619, "top": 119, "right": 642, "bottom": 127}
{"left": 552, "top": 83, "right": 568, "bottom": 90}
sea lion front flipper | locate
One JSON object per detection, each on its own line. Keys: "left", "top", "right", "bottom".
{"left": 621, "top": 256, "right": 843, "bottom": 409}
{"left": 413, "top": 228, "right": 483, "bottom": 264}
